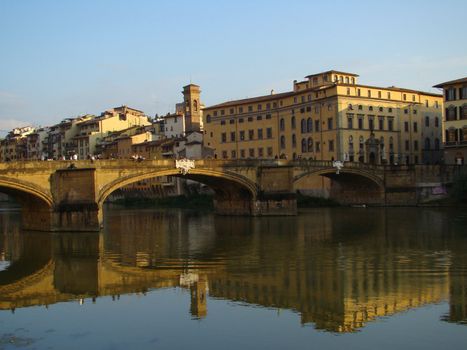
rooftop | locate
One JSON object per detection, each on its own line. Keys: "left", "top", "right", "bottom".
{"left": 305, "top": 70, "right": 359, "bottom": 78}
{"left": 433, "top": 77, "right": 467, "bottom": 88}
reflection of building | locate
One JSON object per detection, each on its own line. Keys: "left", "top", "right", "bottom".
{"left": 203, "top": 70, "right": 443, "bottom": 164}
{"left": 0, "top": 208, "right": 465, "bottom": 332}
{"left": 433, "top": 77, "right": 467, "bottom": 164}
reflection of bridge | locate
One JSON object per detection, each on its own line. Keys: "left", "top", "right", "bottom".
{"left": 1, "top": 208, "right": 466, "bottom": 332}
{"left": 0, "top": 159, "right": 462, "bottom": 231}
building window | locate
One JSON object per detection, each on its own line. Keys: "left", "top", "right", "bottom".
{"left": 413, "top": 122, "right": 418, "bottom": 133}
{"left": 378, "top": 91, "right": 382, "bottom": 99}
{"left": 412, "top": 95, "right": 416, "bottom": 102}
{"left": 388, "top": 118, "right": 394, "bottom": 131}
{"left": 378, "top": 117, "right": 384, "bottom": 130}
{"left": 248, "top": 117, "right": 253, "bottom": 122}
{"left": 358, "top": 105, "right": 363, "bottom": 110}
{"left": 258, "top": 129, "right": 263, "bottom": 139}
{"left": 403, "top": 94, "right": 407, "bottom": 101}
{"left": 446, "top": 88, "right": 456, "bottom": 101}
{"left": 301, "top": 138, "right": 307, "bottom": 153}
{"left": 248, "top": 106, "right": 253, "bottom": 112}
{"left": 257, "top": 104, "right": 262, "bottom": 111}
{"left": 230, "top": 132, "right": 236, "bottom": 142}
{"left": 239, "top": 107, "right": 243, "bottom": 113}
{"left": 239, "top": 118, "right": 244, "bottom": 123}
{"left": 222, "top": 151, "right": 228, "bottom": 159}
{"left": 280, "top": 118, "right": 285, "bottom": 131}
{"left": 314, "top": 120, "right": 320, "bottom": 131}
{"left": 435, "top": 117, "right": 439, "bottom": 127}
{"left": 240, "top": 149, "right": 245, "bottom": 158}
{"left": 292, "top": 134, "right": 297, "bottom": 148}
{"left": 231, "top": 150, "right": 236, "bottom": 158}
{"left": 358, "top": 117, "right": 363, "bottom": 130}
{"left": 315, "top": 141, "right": 320, "bottom": 152}
{"left": 329, "top": 140, "right": 334, "bottom": 152}
{"left": 266, "top": 103, "right": 271, "bottom": 110}
{"left": 347, "top": 88, "right": 351, "bottom": 95}
{"left": 369, "top": 117, "right": 374, "bottom": 131}
{"left": 425, "top": 116, "right": 430, "bottom": 127}
{"left": 230, "top": 108, "right": 234, "bottom": 114}
{"left": 301, "top": 119, "right": 306, "bottom": 133}
{"left": 405, "top": 140, "right": 410, "bottom": 151}
{"left": 307, "top": 118, "right": 313, "bottom": 132}
{"left": 446, "top": 107, "right": 457, "bottom": 121}
{"left": 404, "top": 109, "right": 408, "bottom": 114}
{"left": 347, "top": 115, "right": 354, "bottom": 129}
{"left": 368, "top": 90, "right": 372, "bottom": 98}
{"left": 240, "top": 131, "right": 245, "bottom": 141}
{"left": 414, "top": 140, "right": 418, "bottom": 151}
{"left": 266, "top": 128, "right": 272, "bottom": 139}
{"left": 425, "top": 138, "right": 431, "bottom": 150}
{"left": 229, "top": 119, "right": 235, "bottom": 124}
{"left": 327, "top": 118, "right": 333, "bottom": 130}
{"left": 258, "top": 148, "right": 264, "bottom": 158}
{"left": 435, "top": 138, "right": 440, "bottom": 150}
{"left": 291, "top": 116, "right": 296, "bottom": 129}
{"left": 308, "top": 138, "right": 313, "bottom": 152}
{"left": 221, "top": 133, "right": 226, "bottom": 143}
{"left": 266, "top": 114, "right": 272, "bottom": 119}
{"left": 257, "top": 115, "right": 262, "bottom": 121}
{"left": 357, "top": 89, "right": 361, "bottom": 96}
{"left": 249, "top": 148, "right": 255, "bottom": 158}
{"left": 280, "top": 135, "right": 286, "bottom": 149}
{"left": 221, "top": 120, "right": 226, "bottom": 125}
{"left": 206, "top": 115, "right": 211, "bottom": 123}
{"left": 267, "top": 147, "right": 273, "bottom": 157}
{"left": 404, "top": 121, "right": 409, "bottom": 132}
{"left": 462, "top": 105, "right": 467, "bottom": 120}
{"left": 248, "top": 129, "right": 254, "bottom": 140}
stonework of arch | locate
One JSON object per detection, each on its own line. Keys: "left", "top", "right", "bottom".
{"left": 293, "top": 168, "right": 385, "bottom": 190}
{"left": 0, "top": 177, "right": 53, "bottom": 208}
{"left": 97, "top": 168, "right": 258, "bottom": 207}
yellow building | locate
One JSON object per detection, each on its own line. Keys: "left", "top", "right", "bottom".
{"left": 203, "top": 70, "right": 444, "bottom": 165}
{"left": 74, "top": 105, "right": 151, "bottom": 159}
{"left": 433, "top": 77, "right": 467, "bottom": 164}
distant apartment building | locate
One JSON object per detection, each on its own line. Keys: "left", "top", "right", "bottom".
{"left": 203, "top": 70, "right": 443, "bottom": 165}
{"left": 26, "top": 127, "right": 50, "bottom": 160}
{"left": 433, "top": 77, "right": 467, "bottom": 164}
{"left": 74, "top": 105, "right": 151, "bottom": 159}
{"left": 45, "top": 115, "right": 94, "bottom": 159}
{"left": 0, "top": 126, "right": 35, "bottom": 162}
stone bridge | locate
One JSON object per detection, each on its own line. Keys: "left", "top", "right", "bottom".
{"left": 0, "top": 159, "right": 463, "bottom": 231}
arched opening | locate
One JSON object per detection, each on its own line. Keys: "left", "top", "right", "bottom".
{"left": 0, "top": 182, "right": 53, "bottom": 231}
{"left": 98, "top": 169, "right": 258, "bottom": 219}
{"left": 294, "top": 169, "right": 385, "bottom": 206}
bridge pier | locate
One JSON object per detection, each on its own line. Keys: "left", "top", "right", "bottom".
{"left": 51, "top": 168, "right": 101, "bottom": 232}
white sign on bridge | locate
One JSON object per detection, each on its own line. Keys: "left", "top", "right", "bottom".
{"left": 175, "top": 159, "right": 195, "bottom": 175}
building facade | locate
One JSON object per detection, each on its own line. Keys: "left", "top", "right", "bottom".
{"left": 433, "top": 77, "right": 467, "bottom": 164}
{"left": 203, "top": 70, "right": 444, "bottom": 165}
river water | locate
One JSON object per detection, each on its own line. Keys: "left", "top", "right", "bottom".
{"left": 0, "top": 205, "right": 467, "bottom": 349}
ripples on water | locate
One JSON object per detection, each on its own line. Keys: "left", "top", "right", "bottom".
{"left": 1, "top": 206, "right": 467, "bottom": 349}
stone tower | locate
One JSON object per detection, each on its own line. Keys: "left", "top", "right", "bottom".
{"left": 182, "top": 84, "right": 201, "bottom": 132}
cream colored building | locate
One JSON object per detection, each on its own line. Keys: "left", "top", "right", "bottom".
{"left": 203, "top": 70, "right": 444, "bottom": 165}
{"left": 74, "top": 105, "right": 151, "bottom": 159}
{"left": 434, "top": 77, "right": 467, "bottom": 164}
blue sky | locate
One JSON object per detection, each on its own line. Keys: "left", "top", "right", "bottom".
{"left": 1, "top": 0, "right": 466, "bottom": 133}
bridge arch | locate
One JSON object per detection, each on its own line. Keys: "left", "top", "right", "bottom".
{"left": 294, "top": 167, "right": 385, "bottom": 205}
{"left": 0, "top": 178, "right": 54, "bottom": 230}
{"left": 98, "top": 168, "right": 259, "bottom": 215}
{"left": 0, "top": 178, "right": 53, "bottom": 207}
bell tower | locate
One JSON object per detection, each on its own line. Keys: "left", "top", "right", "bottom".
{"left": 182, "top": 84, "right": 201, "bottom": 132}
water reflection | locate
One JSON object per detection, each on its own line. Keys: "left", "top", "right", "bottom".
{"left": 1, "top": 207, "right": 467, "bottom": 332}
